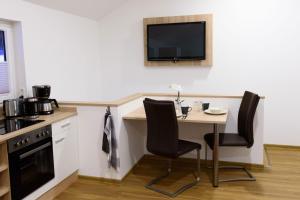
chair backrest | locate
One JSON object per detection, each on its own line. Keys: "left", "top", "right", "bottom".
{"left": 238, "top": 91, "right": 260, "bottom": 148}
{"left": 143, "top": 98, "right": 179, "bottom": 158}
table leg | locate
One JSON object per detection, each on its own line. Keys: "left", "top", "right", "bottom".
{"left": 213, "top": 123, "right": 219, "bottom": 187}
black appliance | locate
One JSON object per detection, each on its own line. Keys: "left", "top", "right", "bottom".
{"left": 0, "top": 118, "right": 44, "bottom": 135}
{"left": 32, "top": 85, "right": 59, "bottom": 115}
{"left": 7, "top": 125, "right": 54, "bottom": 200}
{"left": 147, "top": 22, "right": 206, "bottom": 61}
{"left": 32, "top": 85, "right": 51, "bottom": 99}
{"left": 23, "top": 97, "right": 39, "bottom": 119}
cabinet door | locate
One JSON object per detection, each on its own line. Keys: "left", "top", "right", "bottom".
{"left": 52, "top": 116, "right": 79, "bottom": 183}
{"left": 23, "top": 117, "right": 79, "bottom": 200}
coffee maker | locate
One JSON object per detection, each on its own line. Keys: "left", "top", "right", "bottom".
{"left": 23, "top": 97, "right": 39, "bottom": 119}
{"left": 32, "top": 85, "right": 59, "bottom": 115}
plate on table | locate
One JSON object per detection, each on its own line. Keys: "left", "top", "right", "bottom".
{"left": 204, "top": 107, "right": 227, "bottom": 115}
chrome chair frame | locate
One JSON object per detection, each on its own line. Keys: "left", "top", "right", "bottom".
{"left": 205, "top": 144, "right": 256, "bottom": 183}
{"left": 145, "top": 148, "right": 201, "bottom": 198}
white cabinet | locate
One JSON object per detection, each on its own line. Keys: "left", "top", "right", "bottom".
{"left": 23, "top": 116, "right": 79, "bottom": 200}
{"left": 52, "top": 116, "right": 79, "bottom": 184}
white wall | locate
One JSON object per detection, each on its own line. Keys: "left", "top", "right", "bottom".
{"left": 75, "top": 98, "right": 145, "bottom": 180}
{"left": 0, "top": 0, "right": 297, "bottom": 146}
{"left": 0, "top": 0, "right": 102, "bottom": 101}
{"left": 98, "top": 0, "right": 300, "bottom": 146}
{"left": 75, "top": 106, "right": 120, "bottom": 179}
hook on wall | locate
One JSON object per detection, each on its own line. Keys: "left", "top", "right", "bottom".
{"left": 106, "top": 106, "right": 111, "bottom": 114}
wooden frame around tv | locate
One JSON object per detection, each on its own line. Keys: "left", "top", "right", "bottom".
{"left": 143, "top": 14, "right": 213, "bottom": 67}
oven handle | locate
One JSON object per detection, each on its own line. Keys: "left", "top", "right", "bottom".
{"left": 19, "top": 142, "right": 52, "bottom": 159}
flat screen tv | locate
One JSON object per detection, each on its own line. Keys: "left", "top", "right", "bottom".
{"left": 147, "top": 21, "right": 206, "bottom": 61}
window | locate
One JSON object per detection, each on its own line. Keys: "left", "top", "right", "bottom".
{"left": 0, "top": 22, "right": 16, "bottom": 101}
{"left": 0, "top": 31, "right": 6, "bottom": 62}
{"left": 0, "top": 30, "right": 9, "bottom": 95}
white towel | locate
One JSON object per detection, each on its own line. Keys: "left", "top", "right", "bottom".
{"left": 103, "top": 114, "right": 119, "bottom": 170}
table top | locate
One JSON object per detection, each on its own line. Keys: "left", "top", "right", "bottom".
{"left": 123, "top": 107, "right": 228, "bottom": 124}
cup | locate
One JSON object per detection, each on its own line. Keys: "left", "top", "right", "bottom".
{"left": 202, "top": 103, "right": 210, "bottom": 111}
{"left": 194, "top": 100, "right": 203, "bottom": 111}
{"left": 181, "top": 106, "right": 192, "bottom": 115}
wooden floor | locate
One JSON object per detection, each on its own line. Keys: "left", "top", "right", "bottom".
{"left": 55, "top": 146, "right": 300, "bottom": 200}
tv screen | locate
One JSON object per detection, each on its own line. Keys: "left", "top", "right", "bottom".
{"left": 147, "top": 22, "right": 206, "bottom": 61}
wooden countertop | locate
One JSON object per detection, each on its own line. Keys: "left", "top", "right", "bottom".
{"left": 59, "top": 93, "right": 143, "bottom": 107}
{"left": 59, "top": 92, "right": 265, "bottom": 107}
{"left": 123, "top": 107, "right": 228, "bottom": 124}
{"left": 0, "top": 107, "right": 77, "bottom": 144}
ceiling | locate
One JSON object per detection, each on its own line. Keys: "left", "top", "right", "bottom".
{"left": 24, "top": 0, "right": 127, "bottom": 21}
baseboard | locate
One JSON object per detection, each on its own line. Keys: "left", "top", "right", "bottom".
{"left": 264, "top": 144, "right": 300, "bottom": 150}
{"left": 143, "top": 154, "right": 264, "bottom": 170}
{"left": 37, "top": 170, "right": 78, "bottom": 200}
{"left": 78, "top": 175, "right": 122, "bottom": 183}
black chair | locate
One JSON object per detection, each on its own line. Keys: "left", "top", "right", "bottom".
{"left": 143, "top": 98, "right": 201, "bottom": 197}
{"left": 204, "top": 91, "right": 260, "bottom": 183}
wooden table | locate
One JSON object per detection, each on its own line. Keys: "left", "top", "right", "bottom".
{"left": 123, "top": 107, "right": 228, "bottom": 187}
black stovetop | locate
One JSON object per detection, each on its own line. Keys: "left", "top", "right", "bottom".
{"left": 0, "top": 118, "right": 45, "bottom": 135}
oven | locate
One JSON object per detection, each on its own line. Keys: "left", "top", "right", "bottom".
{"left": 8, "top": 125, "right": 54, "bottom": 200}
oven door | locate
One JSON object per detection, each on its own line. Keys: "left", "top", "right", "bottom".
{"left": 9, "top": 138, "right": 55, "bottom": 200}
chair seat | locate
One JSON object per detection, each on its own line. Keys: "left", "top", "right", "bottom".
{"left": 204, "top": 133, "right": 248, "bottom": 150}
{"left": 177, "top": 140, "right": 201, "bottom": 157}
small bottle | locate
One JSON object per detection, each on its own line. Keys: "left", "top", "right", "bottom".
{"left": 175, "top": 100, "right": 182, "bottom": 116}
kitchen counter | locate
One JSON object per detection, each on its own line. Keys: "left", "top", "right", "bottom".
{"left": 59, "top": 92, "right": 265, "bottom": 107}
{"left": 0, "top": 107, "right": 77, "bottom": 144}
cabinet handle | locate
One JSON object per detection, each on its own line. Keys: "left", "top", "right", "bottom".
{"left": 61, "top": 122, "right": 71, "bottom": 128}
{"left": 55, "top": 138, "right": 65, "bottom": 144}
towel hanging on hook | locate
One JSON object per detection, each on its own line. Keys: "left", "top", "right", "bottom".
{"left": 102, "top": 106, "right": 111, "bottom": 154}
{"left": 102, "top": 106, "right": 119, "bottom": 170}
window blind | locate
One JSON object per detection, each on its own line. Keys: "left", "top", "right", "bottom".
{"left": 0, "top": 30, "right": 9, "bottom": 94}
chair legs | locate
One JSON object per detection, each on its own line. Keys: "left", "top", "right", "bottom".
{"left": 145, "top": 148, "right": 201, "bottom": 198}
{"left": 205, "top": 143, "right": 256, "bottom": 183}
{"left": 205, "top": 143, "right": 209, "bottom": 168}
{"left": 197, "top": 148, "right": 201, "bottom": 182}
{"left": 217, "top": 166, "right": 256, "bottom": 182}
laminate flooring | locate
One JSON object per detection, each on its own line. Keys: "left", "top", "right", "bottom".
{"left": 55, "top": 146, "right": 300, "bottom": 200}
